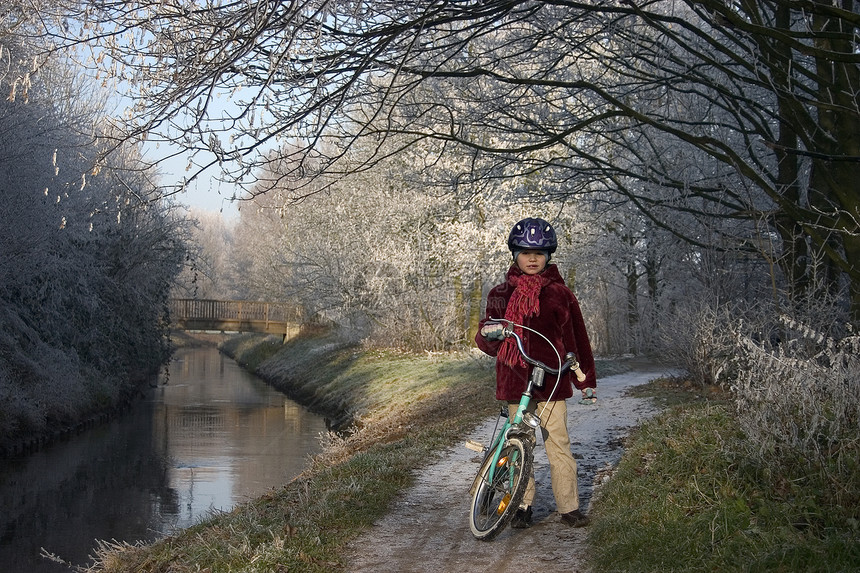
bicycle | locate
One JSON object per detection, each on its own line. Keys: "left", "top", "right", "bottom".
{"left": 466, "top": 318, "right": 587, "bottom": 540}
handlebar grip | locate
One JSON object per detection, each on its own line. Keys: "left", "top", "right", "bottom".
{"left": 564, "top": 352, "right": 587, "bottom": 382}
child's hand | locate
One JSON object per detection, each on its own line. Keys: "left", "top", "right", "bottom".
{"left": 480, "top": 323, "right": 506, "bottom": 340}
{"left": 579, "top": 387, "right": 597, "bottom": 405}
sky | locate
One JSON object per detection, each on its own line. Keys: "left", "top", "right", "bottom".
{"left": 118, "top": 89, "right": 251, "bottom": 221}
{"left": 146, "top": 144, "right": 241, "bottom": 220}
{"left": 171, "top": 165, "right": 241, "bottom": 219}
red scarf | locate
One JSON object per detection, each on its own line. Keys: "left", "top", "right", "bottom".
{"left": 498, "top": 272, "right": 548, "bottom": 367}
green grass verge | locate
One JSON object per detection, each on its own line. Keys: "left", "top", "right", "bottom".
{"left": 587, "top": 393, "right": 860, "bottom": 573}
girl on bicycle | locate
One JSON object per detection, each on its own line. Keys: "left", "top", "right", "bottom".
{"left": 476, "top": 217, "right": 596, "bottom": 529}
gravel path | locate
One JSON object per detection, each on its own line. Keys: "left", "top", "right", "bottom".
{"left": 343, "top": 366, "right": 671, "bottom": 573}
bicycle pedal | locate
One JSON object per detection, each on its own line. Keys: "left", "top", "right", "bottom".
{"left": 464, "top": 440, "right": 486, "bottom": 453}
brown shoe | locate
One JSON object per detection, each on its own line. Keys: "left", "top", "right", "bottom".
{"left": 560, "top": 509, "right": 590, "bottom": 528}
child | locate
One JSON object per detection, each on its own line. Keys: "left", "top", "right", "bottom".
{"left": 475, "top": 217, "right": 597, "bottom": 528}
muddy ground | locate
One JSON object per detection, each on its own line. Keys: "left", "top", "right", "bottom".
{"left": 343, "top": 366, "right": 671, "bottom": 572}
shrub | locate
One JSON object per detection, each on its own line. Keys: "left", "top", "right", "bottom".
{"left": 728, "top": 316, "right": 859, "bottom": 515}
{"left": 729, "top": 317, "right": 859, "bottom": 455}
{"left": 658, "top": 301, "right": 738, "bottom": 385}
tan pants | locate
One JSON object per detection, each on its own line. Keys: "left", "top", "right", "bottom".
{"left": 508, "top": 400, "right": 579, "bottom": 514}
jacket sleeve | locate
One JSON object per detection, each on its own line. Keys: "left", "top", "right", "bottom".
{"left": 474, "top": 286, "right": 508, "bottom": 357}
{"left": 564, "top": 291, "right": 597, "bottom": 390}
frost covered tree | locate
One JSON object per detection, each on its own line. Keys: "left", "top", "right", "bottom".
{"left": 172, "top": 211, "right": 238, "bottom": 299}
{"left": 228, "top": 135, "right": 576, "bottom": 350}
{"left": 0, "top": 19, "right": 187, "bottom": 448}
{"left": 36, "top": 0, "right": 860, "bottom": 322}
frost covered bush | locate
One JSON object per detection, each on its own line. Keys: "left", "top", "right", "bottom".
{"left": 664, "top": 305, "right": 859, "bottom": 513}
{"left": 658, "top": 302, "right": 738, "bottom": 385}
{"left": 0, "top": 37, "right": 186, "bottom": 448}
{"left": 729, "top": 317, "right": 859, "bottom": 467}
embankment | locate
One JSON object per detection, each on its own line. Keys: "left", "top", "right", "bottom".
{"left": 218, "top": 331, "right": 495, "bottom": 430}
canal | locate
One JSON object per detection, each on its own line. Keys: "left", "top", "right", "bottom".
{"left": 0, "top": 346, "right": 328, "bottom": 572}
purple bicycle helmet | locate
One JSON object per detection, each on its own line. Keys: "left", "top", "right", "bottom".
{"left": 508, "top": 217, "right": 557, "bottom": 255}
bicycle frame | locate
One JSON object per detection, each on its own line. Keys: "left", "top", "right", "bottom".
{"left": 484, "top": 370, "right": 541, "bottom": 487}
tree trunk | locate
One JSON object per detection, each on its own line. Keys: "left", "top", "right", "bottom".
{"left": 812, "top": 0, "right": 860, "bottom": 323}
{"left": 468, "top": 277, "right": 483, "bottom": 346}
{"left": 626, "top": 260, "right": 639, "bottom": 354}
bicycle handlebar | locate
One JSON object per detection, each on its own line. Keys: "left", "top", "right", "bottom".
{"left": 488, "top": 319, "right": 587, "bottom": 382}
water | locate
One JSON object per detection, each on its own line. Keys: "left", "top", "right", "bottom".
{"left": 0, "top": 346, "right": 328, "bottom": 572}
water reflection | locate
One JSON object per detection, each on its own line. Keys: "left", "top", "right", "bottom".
{"left": 0, "top": 347, "right": 327, "bottom": 572}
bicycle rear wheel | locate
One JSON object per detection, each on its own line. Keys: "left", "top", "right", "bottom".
{"left": 469, "top": 436, "right": 532, "bottom": 541}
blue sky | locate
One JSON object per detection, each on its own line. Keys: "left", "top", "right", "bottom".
{"left": 145, "top": 143, "right": 241, "bottom": 219}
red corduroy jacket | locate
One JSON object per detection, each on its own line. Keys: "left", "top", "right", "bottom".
{"left": 475, "top": 264, "right": 597, "bottom": 402}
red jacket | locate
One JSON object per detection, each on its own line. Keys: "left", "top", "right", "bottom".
{"left": 475, "top": 264, "right": 596, "bottom": 402}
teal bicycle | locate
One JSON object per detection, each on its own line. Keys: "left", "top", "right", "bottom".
{"left": 467, "top": 318, "right": 586, "bottom": 540}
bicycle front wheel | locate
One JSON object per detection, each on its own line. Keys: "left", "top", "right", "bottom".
{"left": 468, "top": 436, "right": 532, "bottom": 541}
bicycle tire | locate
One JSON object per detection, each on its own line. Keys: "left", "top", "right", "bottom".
{"left": 468, "top": 436, "right": 533, "bottom": 541}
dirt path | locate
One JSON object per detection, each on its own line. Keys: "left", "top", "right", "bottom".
{"left": 343, "top": 366, "right": 670, "bottom": 573}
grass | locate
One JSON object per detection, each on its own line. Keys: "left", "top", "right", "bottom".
{"left": 587, "top": 384, "right": 860, "bottom": 573}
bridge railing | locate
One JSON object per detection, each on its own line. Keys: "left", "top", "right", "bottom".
{"left": 169, "top": 299, "right": 302, "bottom": 336}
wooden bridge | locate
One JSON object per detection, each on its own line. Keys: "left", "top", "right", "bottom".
{"left": 169, "top": 299, "right": 302, "bottom": 337}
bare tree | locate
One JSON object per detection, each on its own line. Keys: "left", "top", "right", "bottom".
{"left": 37, "top": 0, "right": 860, "bottom": 319}
{"left": 172, "top": 211, "right": 238, "bottom": 299}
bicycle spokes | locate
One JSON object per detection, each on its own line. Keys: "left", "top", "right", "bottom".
{"left": 469, "top": 437, "right": 533, "bottom": 541}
